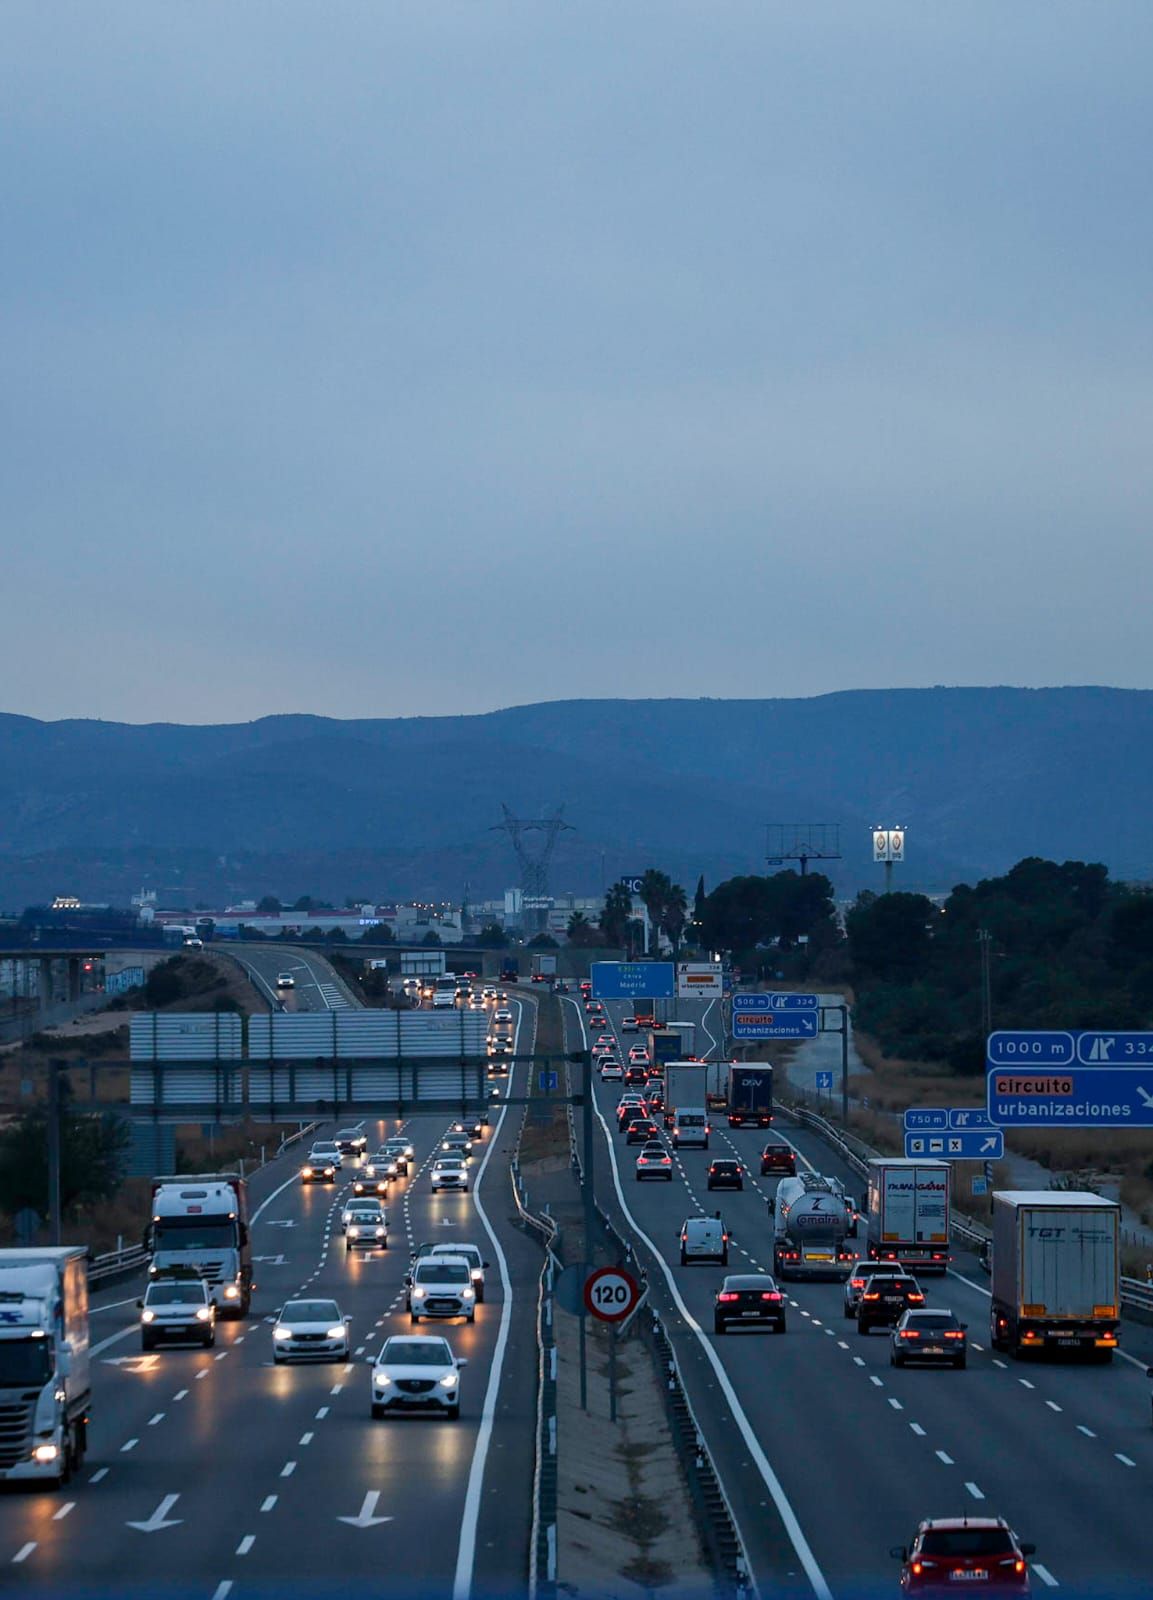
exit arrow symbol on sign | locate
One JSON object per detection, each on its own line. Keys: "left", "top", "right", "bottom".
{"left": 337, "top": 1490, "right": 393, "bottom": 1529}
{"left": 127, "top": 1493, "right": 182, "bottom": 1533}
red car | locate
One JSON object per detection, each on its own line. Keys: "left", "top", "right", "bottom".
{"left": 892, "top": 1518, "right": 1035, "bottom": 1596}
{"left": 760, "top": 1143, "right": 797, "bottom": 1176}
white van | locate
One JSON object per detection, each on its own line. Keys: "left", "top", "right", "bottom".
{"left": 679, "top": 1216, "right": 729, "bottom": 1266}
{"left": 672, "top": 1107, "right": 709, "bottom": 1150}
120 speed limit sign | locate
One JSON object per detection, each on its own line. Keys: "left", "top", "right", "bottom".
{"left": 583, "top": 1265, "right": 641, "bottom": 1323}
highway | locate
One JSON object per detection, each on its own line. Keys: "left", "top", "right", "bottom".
{"left": 564, "top": 994, "right": 1153, "bottom": 1600}
{"left": 0, "top": 996, "right": 541, "bottom": 1600}
{"left": 229, "top": 944, "right": 359, "bottom": 1013}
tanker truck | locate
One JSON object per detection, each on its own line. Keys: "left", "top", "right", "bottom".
{"left": 771, "top": 1174, "right": 855, "bottom": 1280}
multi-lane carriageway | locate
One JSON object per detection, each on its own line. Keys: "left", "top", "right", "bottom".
{"left": 564, "top": 995, "right": 1153, "bottom": 1600}
{"left": 0, "top": 998, "right": 543, "bottom": 1600}
{"left": 7, "top": 976, "right": 1153, "bottom": 1600}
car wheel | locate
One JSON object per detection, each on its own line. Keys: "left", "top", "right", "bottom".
{"left": 410, "top": 1312, "right": 420, "bottom": 1325}
{"left": 273, "top": 1354, "right": 283, "bottom": 1364}
{"left": 371, "top": 1403, "right": 385, "bottom": 1420}
{"left": 345, "top": 1243, "right": 351, "bottom": 1253}
{"left": 446, "top": 1402, "right": 460, "bottom": 1420}
{"left": 475, "top": 1286, "right": 485, "bottom": 1303}
{"left": 713, "top": 1319, "right": 725, "bottom": 1335}
{"left": 679, "top": 1251, "right": 687, "bottom": 1266}
{"left": 204, "top": 1332, "right": 215, "bottom": 1348}
{"left": 467, "top": 1311, "right": 476, "bottom": 1323}
{"left": 141, "top": 1335, "right": 154, "bottom": 1352}
{"left": 891, "top": 1353, "right": 902, "bottom": 1367}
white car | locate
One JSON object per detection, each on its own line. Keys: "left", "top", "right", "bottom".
{"left": 430, "top": 1157, "right": 469, "bottom": 1193}
{"left": 276, "top": 972, "right": 296, "bottom": 989}
{"left": 272, "top": 1297, "right": 350, "bottom": 1363}
{"left": 482, "top": 987, "right": 497, "bottom": 1002}
{"left": 309, "top": 1140, "right": 343, "bottom": 1169}
{"left": 493, "top": 1008, "right": 513, "bottom": 1024}
{"left": 139, "top": 1278, "right": 215, "bottom": 1350}
{"left": 408, "top": 1256, "right": 476, "bottom": 1322}
{"left": 342, "top": 1201, "right": 388, "bottom": 1249}
{"left": 621, "top": 1016, "right": 639, "bottom": 1033}
{"left": 429, "top": 1241, "right": 490, "bottom": 1301}
{"left": 628, "top": 1047, "right": 650, "bottom": 1066}
{"left": 301, "top": 1146, "right": 339, "bottom": 1182}
{"left": 600, "top": 1061, "right": 624, "bottom": 1081}
{"left": 371, "top": 1335, "right": 467, "bottom": 1419}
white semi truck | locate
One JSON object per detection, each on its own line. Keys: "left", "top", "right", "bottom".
{"left": 149, "top": 1173, "right": 252, "bottom": 1316}
{"left": 990, "top": 1191, "right": 1120, "bottom": 1360}
{"left": 865, "top": 1158, "right": 951, "bottom": 1275}
{"left": 0, "top": 1248, "right": 90, "bottom": 1487}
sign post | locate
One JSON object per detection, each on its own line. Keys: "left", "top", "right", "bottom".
{"left": 583, "top": 1266, "right": 642, "bottom": 1424}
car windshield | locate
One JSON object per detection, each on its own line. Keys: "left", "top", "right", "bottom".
{"left": 282, "top": 1301, "right": 340, "bottom": 1322}
{"left": 0, "top": 1339, "right": 52, "bottom": 1386}
{"left": 437, "top": 1159, "right": 464, "bottom": 1170}
{"left": 418, "top": 1263, "right": 470, "bottom": 1284}
{"left": 382, "top": 1340, "right": 451, "bottom": 1366}
{"left": 147, "top": 1284, "right": 207, "bottom": 1304}
{"left": 434, "top": 1246, "right": 480, "bottom": 1266}
{"left": 310, "top": 1148, "right": 338, "bottom": 1160}
{"left": 920, "top": 1530, "right": 1014, "bottom": 1558}
{"left": 906, "top": 1313, "right": 959, "bottom": 1329}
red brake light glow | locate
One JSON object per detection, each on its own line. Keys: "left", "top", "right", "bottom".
{"left": 718, "top": 1292, "right": 739, "bottom": 1302}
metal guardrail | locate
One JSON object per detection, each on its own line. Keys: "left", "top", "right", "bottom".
{"left": 782, "top": 1099, "right": 1153, "bottom": 1316}
{"left": 509, "top": 1161, "right": 560, "bottom": 1600}
{"left": 89, "top": 1243, "right": 150, "bottom": 1284}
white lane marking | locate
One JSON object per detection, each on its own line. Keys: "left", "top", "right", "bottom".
{"left": 261, "top": 1495, "right": 278, "bottom": 1513}
{"left": 299, "top": 1432, "right": 314, "bottom": 1445}
{"left": 12, "top": 1544, "right": 36, "bottom": 1564}
{"left": 90, "top": 1325, "right": 138, "bottom": 1359}
{"left": 1077, "top": 1425, "right": 1097, "bottom": 1438}
{"left": 1031, "top": 1564, "right": 1059, "bottom": 1588}
{"left": 1019, "top": 1379, "right": 1035, "bottom": 1389}
{"left": 1115, "top": 1348, "right": 1147, "bottom": 1371}
{"left": 330, "top": 1384, "right": 343, "bottom": 1396}
{"left": 120, "top": 1438, "right": 138, "bottom": 1452}
{"left": 1046, "top": 1400, "right": 1063, "bottom": 1413}
{"left": 452, "top": 997, "right": 524, "bottom": 1600}
{"left": 89, "top": 1468, "right": 109, "bottom": 1484}
{"left": 936, "top": 1450, "right": 954, "bottom": 1464}
{"left": 869, "top": 1376, "right": 884, "bottom": 1388}
{"left": 573, "top": 1007, "right": 834, "bottom": 1600}
{"left": 887, "top": 1397, "right": 903, "bottom": 1410}
{"left": 214, "top": 1350, "right": 228, "bottom": 1362}
{"left": 195, "top": 1369, "right": 209, "bottom": 1381}
{"left": 837, "top": 1341, "right": 849, "bottom": 1350}
{"left": 969, "top": 1342, "right": 984, "bottom": 1351}
{"left": 965, "top": 1482, "right": 985, "bottom": 1500}
{"left": 1115, "top": 1454, "right": 1136, "bottom": 1467}
{"left": 992, "top": 1359, "right": 1008, "bottom": 1370}
{"left": 910, "top": 1423, "right": 926, "bottom": 1437}
{"left": 211, "top": 1584, "right": 233, "bottom": 1600}
{"left": 52, "top": 1502, "right": 75, "bottom": 1521}
{"left": 315, "top": 1406, "right": 329, "bottom": 1420}
{"left": 251, "top": 1167, "right": 310, "bottom": 1226}
{"left": 853, "top": 1356, "right": 866, "bottom": 1368}
{"left": 90, "top": 1296, "right": 140, "bottom": 1316}
{"left": 280, "top": 1461, "right": 296, "bottom": 1478}
{"left": 173, "top": 1390, "right": 188, "bottom": 1402}
{"left": 948, "top": 1268, "right": 991, "bottom": 1297}
{"left": 237, "top": 1535, "right": 255, "bottom": 1555}
{"left": 148, "top": 1412, "right": 165, "bottom": 1426}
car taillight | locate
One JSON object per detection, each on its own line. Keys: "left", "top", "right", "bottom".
{"left": 862, "top": 1292, "right": 879, "bottom": 1301}
{"left": 899, "top": 1329, "right": 920, "bottom": 1339}
{"left": 908, "top": 1292, "right": 924, "bottom": 1302}
{"left": 943, "top": 1330, "right": 964, "bottom": 1340}
{"left": 761, "top": 1292, "right": 782, "bottom": 1302}
{"left": 850, "top": 1278, "right": 864, "bottom": 1290}
{"left": 911, "top": 1562, "right": 923, "bottom": 1577}
{"left": 718, "top": 1292, "right": 739, "bottom": 1302}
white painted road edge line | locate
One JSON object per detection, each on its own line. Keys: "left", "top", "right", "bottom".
{"left": 1031, "top": 1563, "right": 1059, "bottom": 1588}
{"left": 585, "top": 1031, "right": 833, "bottom": 1600}
{"left": 450, "top": 994, "right": 525, "bottom": 1600}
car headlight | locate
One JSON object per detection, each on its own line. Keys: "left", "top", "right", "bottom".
{"left": 302, "top": 1167, "right": 314, "bottom": 1177}
{"left": 33, "top": 1444, "right": 59, "bottom": 1463}
{"left": 375, "top": 1227, "right": 386, "bottom": 1237}
{"left": 374, "top": 1374, "right": 391, "bottom": 1388}
{"left": 223, "top": 1285, "right": 240, "bottom": 1299}
{"left": 349, "top": 1226, "right": 360, "bottom": 1237}
{"left": 274, "top": 1327, "right": 291, "bottom": 1341}
{"left": 326, "top": 1326, "right": 346, "bottom": 1340}
{"left": 365, "top": 1166, "right": 376, "bottom": 1177}
{"left": 196, "top": 1307, "right": 212, "bottom": 1322}
{"left": 412, "top": 1287, "right": 426, "bottom": 1299}
{"left": 471, "top": 1269, "right": 483, "bottom": 1281}
{"left": 439, "top": 1373, "right": 458, "bottom": 1388}
{"left": 141, "top": 1309, "right": 155, "bottom": 1323}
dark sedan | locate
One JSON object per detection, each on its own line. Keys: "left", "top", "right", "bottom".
{"left": 713, "top": 1274, "right": 787, "bottom": 1335}
{"left": 891, "top": 1308, "right": 968, "bottom": 1369}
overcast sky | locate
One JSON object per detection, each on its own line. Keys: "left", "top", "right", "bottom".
{"left": 2, "top": 3, "right": 1150, "bottom": 724}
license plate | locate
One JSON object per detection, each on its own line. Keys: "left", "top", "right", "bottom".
{"left": 923, "top": 1346, "right": 945, "bottom": 1356}
{"left": 741, "top": 1310, "right": 761, "bottom": 1317}
{"left": 1057, "top": 1337, "right": 1082, "bottom": 1346}
{"left": 806, "top": 1252, "right": 833, "bottom": 1262}
{"left": 949, "top": 1570, "right": 987, "bottom": 1582}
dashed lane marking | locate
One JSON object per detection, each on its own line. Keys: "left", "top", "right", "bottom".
{"left": 1077, "top": 1425, "right": 1096, "bottom": 1438}
{"left": 52, "top": 1502, "right": 75, "bottom": 1521}
{"left": 936, "top": 1451, "right": 954, "bottom": 1465}
{"left": 280, "top": 1462, "right": 296, "bottom": 1478}
{"left": 910, "top": 1424, "right": 926, "bottom": 1437}
{"left": 12, "top": 1545, "right": 36, "bottom": 1564}
{"left": 965, "top": 1482, "right": 985, "bottom": 1500}
{"left": 261, "top": 1496, "right": 277, "bottom": 1513}
{"left": 237, "top": 1535, "right": 255, "bottom": 1555}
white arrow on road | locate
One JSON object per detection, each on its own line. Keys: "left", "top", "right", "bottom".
{"left": 265, "top": 1219, "right": 296, "bottom": 1229}
{"left": 104, "top": 1355, "right": 161, "bottom": 1371}
{"left": 253, "top": 1254, "right": 286, "bottom": 1264}
{"left": 127, "top": 1494, "right": 182, "bottom": 1533}
{"left": 337, "top": 1491, "right": 393, "bottom": 1529}
{"left": 439, "top": 1219, "right": 456, "bottom": 1228}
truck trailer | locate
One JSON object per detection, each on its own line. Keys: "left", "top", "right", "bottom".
{"left": 400, "top": 950, "right": 447, "bottom": 978}
{"left": 990, "top": 1191, "right": 1120, "bottom": 1360}
{"left": 772, "top": 1175, "right": 854, "bottom": 1280}
{"left": 0, "top": 1248, "right": 89, "bottom": 1487}
{"left": 727, "top": 1064, "right": 773, "bottom": 1128}
{"left": 149, "top": 1173, "right": 252, "bottom": 1315}
{"left": 865, "top": 1158, "right": 950, "bottom": 1275}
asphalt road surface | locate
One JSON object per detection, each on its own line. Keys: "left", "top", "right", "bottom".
{"left": 564, "top": 993, "right": 1153, "bottom": 1600}
{"left": 0, "top": 999, "right": 541, "bottom": 1600}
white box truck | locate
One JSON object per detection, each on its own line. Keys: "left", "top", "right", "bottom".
{"left": 0, "top": 1248, "right": 90, "bottom": 1487}
{"left": 663, "top": 1061, "right": 708, "bottom": 1128}
{"left": 401, "top": 951, "right": 446, "bottom": 978}
{"left": 990, "top": 1191, "right": 1120, "bottom": 1360}
{"left": 865, "top": 1158, "right": 950, "bottom": 1275}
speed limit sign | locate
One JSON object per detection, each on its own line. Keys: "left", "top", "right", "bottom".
{"left": 583, "top": 1265, "right": 641, "bottom": 1324}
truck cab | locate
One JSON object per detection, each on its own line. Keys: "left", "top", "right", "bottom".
{"left": 149, "top": 1175, "right": 252, "bottom": 1317}
{"left": 0, "top": 1248, "right": 90, "bottom": 1487}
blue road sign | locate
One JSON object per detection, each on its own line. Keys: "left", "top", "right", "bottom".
{"left": 988, "top": 1066, "right": 1153, "bottom": 1128}
{"left": 905, "top": 1130, "right": 1005, "bottom": 1160}
{"left": 986, "top": 1030, "right": 1074, "bottom": 1066}
{"left": 733, "top": 992, "right": 819, "bottom": 1011}
{"left": 904, "top": 1108, "right": 949, "bottom": 1131}
{"left": 947, "top": 1108, "right": 997, "bottom": 1129}
{"left": 816, "top": 1071, "right": 833, "bottom": 1091}
{"left": 732, "top": 1010, "right": 819, "bottom": 1040}
{"left": 538, "top": 1071, "right": 559, "bottom": 1092}
{"left": 1076, "top": 1031, "right": 1153, "bottom": 1063}
{"left": 590, "top": 962, "right": 676, "bottom": 1000}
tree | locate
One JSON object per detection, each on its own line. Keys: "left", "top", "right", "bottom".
{"left": 528, "top": 933, "right": 559, "bottom": 949}
{"left": 256, "top": 896, "right": 282, "bottom": 914}
{"left": 0, "top": 1104, "right": 130, "bottom": 1221}
{"left": 292, "top": 896, "right": 316, "bottom": 913}
{"left": 476, "top": 923, "right": 509, "bottom": 949}
{"left": 421, "top": 929, "right": 442, "bottom": 947}
{"left": 566, "top": 911, "right": 599, "bottom": 947}
{"left": 325, "top": 927, "right": 348, "bottom": 942}
{"left": 660, "top": 883, "right": 690, "bottom": 958}
{"left": 846, "top": 891, "right": 935, "bottom": 982}
{"left": 600, "top": 884, "right": 633, "bottom": 949}
{"left": 360, "top": 921, "right": 394, "bottom": 943}
{"left": 638, "top": 870, "right": 673, "bottom": 955}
